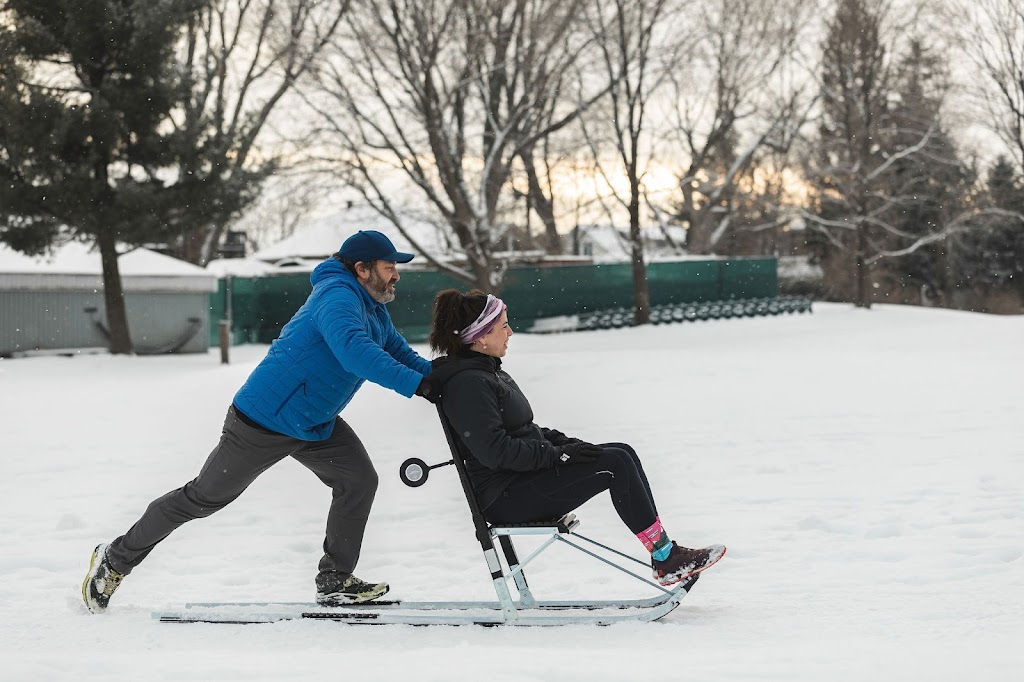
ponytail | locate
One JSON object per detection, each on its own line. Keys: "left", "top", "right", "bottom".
{"left": 429, "top": 288, "right": 489, "bottom": 357}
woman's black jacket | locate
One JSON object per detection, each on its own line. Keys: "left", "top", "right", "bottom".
{"left": 431, "top": 350, "right": 565, "bottom": 509}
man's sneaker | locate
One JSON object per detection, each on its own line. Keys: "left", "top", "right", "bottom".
{"left": 82, "top": 543, "right": 125, "bottom": 613}
{"left": 315, "top": 572, "right": 389, "bottom": 606}
{"left": 652, "top": 542, "right": 727, "bottom": 586}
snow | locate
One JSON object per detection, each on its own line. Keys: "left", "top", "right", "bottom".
{"left": 1, "top": 303, "right": 1021, "bottom": 680}
{"left": 204, "top": 258, "right": 276, "bottom": 278}
{"left": 0, "top": 241, "right": 212, "bottom": 277}
{"left": 777, "top": 255, "right": 824, "bottom": 281}
{"left": 252, "top": 205, "right": 453, "bottom": 263}
{"left": 572, "top": 223, "right": 697, "bottom": 262}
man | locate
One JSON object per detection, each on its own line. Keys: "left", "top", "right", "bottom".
{"left": 82, "top": 230, "right": 437, "bottom": 612}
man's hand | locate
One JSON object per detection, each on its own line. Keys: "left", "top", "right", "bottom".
{"left": 557, "top": 441, "right": 603, "bottom": 466}
{"left": 415, "top": 376, "right": 441, "bottom": 403}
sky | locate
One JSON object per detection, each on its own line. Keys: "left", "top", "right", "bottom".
{"left": 239, "top": 0, "right": 1008, "bottom": 255}
{"left": 0, "top": 302, "right": 1021, "bottom": 680}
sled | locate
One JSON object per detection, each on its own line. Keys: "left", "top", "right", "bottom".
{"left": 153, "top": 405, "right": 699, "bottom": 626}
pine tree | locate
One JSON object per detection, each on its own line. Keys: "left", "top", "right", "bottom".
{"left": 881, "top": 39, "right": 972, "bottom": 303}
{"left": 805, "top": 0, "right": 967, "bottom": 307}
{"left": 806, "top": 0, "right": 892, "bottom": 307}
{"left": 956, "top": 157, "right": 1024, "bottom": 296}
{"left": 0, "top": 0, "right": 256, "bottom": 353}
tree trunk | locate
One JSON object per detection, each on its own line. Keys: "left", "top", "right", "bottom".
{"left": 855, "top": 220, "right": 871, "bottom": 309}
{"left": 97, "top": 229, "right": 133, "bottom": 354}
{"left": 181, "top": 224, "right": 206, "bottom": 265}
{"left": 90, "top": 113, "right": 134, "bottom": 353}
{"left": 680, "top": 178, "right": 713, "bottom": 255}
{"left": 629, "top": 177, "right": 651, "bottom": 325}
{"left": 469, "top": 246, "right": 496, "bottom": 293}
{"left": 688, "top": 212, "right": 712, "bottom": 254}
{"left": 521, "top": 147, "right": 562, "bottom": 255}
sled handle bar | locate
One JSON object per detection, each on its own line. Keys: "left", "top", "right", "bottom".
{"left": 399, "top": 457, "right": 454, "bottom": 487}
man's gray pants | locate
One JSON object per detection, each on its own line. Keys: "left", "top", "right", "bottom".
{"left": 106, "top": 406, "right": 378, "bottom": 580}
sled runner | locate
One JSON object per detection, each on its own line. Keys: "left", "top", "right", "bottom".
{"left": 153, "top": 406, "right": 700, "bottom": 626}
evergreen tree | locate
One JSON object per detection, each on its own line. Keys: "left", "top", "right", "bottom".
{"left": 805, "top": 0, "right": 892, "bottom": 307}
{"left": 881, "top": 39, "right": 972, "bottom": 302}
{"left": 804, "top": 0, "right": 967, "bottom": 307}
{"left": 0, "top": 0, "right": 254, "bottom": 353}
{"left": 956, "top": 157, "right": 1024, "bottom": 295}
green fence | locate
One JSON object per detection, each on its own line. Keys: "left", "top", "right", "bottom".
{"left": 209, "top": 257, "right": 778, "bottom": 345}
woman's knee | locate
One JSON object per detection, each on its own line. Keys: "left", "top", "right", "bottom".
{"left": 594, "top": 446, "right": 631, "bottom": 472}
{"left": 596, "top": 445, "right": 645, "bottom": 477}
{"left": 600, "top": 443, "right": 641, "bottom": 467}
{"left": 601, "top": 442, "right": 637, "bottom": 458}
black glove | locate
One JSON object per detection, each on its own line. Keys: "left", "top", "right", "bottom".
{"left": 543, "top": 428, "right": 571, "bottom": 446}
{"left": 544, "top": 428, "right": 588, "bottom": 447}
{"left": 556, "top": 441, "right": 603, "bottom": 466}
{"left": 415, "top": 376, "right": 441, "bottom": 404}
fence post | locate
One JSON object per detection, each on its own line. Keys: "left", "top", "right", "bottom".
{"left": 218, "top": 275, "right": 233, "bottom": 365}
{"left": 218, "top": 320, "right": 230, "bottom": 364}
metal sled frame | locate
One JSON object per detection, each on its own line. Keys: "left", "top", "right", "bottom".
{"left": 152, "top": 406, "right": 697, "bottom": 626}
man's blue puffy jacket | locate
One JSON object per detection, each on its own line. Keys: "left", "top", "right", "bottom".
{"left": 232, "top": 257, "right": 431, "bottom": 440}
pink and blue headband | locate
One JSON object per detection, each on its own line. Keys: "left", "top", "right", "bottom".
{"left": 459, "top": 294, "right": 506, "bottom": 344}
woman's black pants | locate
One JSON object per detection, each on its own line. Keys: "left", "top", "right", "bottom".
{"left": 484, "top": 443, "right": 659, "bottom": 535}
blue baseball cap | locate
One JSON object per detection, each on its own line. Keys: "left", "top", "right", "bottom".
{"left": 337, "top": 230, "right": 415, "bottom": 263}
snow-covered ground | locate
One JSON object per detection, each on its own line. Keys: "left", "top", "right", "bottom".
{"left": 1, "top": 303, "right": 1021, "bottom": 681}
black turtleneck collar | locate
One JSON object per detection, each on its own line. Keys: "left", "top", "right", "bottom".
{"left": 455, "top": 347, "right": 501, "bottom": 370}
{"left": 429, "top": 348, "right": 501, "bottom": 384}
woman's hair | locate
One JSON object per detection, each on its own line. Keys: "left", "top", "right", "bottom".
{"left": 429, "top": 288, "right": 489, "bottom": 357}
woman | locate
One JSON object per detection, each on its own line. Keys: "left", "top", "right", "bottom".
{"left": 427, "top": 288, "right": 725, "bottom": 586}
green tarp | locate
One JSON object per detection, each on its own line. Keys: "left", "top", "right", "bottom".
{"left": 209, "top": 258, "right": 777, "bottom": 345}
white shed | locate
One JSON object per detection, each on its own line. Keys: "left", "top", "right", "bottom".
{"left": 0, "top": 242, "right": 217, "bottom": 356}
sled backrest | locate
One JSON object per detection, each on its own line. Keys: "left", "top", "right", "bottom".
{"left": 434, "top": 403, "right": 496, "bottom": 549}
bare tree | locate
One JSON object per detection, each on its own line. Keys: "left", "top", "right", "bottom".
{"left": 667, "top": 0, "right": 814, "bottom": 255}
{"left": 306, "top": 0, "right": 604, "bottom": 291}
{"left": 581, "top": 0, "right": 677, "bottom": 325}
{"left": 953, "top": 0, "right": 1024, "bottom": 172}
{"left": 174, "top": 0, "right": 348, "bottom": 265}
{"left": 518, "top": 118, "right": 568, "bottom": 255}
{"left": 804, "top": 0, "right": 971, "bottom": 308}
{"left": 232, "top": 167, "right": 337, "bottom": 251}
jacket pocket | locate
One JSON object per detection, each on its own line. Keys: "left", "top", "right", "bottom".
{"left": 273, "top": 381, "right": 307, "bottom": 416}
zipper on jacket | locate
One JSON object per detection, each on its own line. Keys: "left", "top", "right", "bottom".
{"left": 274, "top": 382, "right": 307, "bottom": 416}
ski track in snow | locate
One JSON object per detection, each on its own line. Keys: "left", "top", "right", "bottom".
{"left": 0, "top": 303, "right": 1021, "bottom": 680}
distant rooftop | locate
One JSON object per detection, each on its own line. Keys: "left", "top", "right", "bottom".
{"left": 252, "top": 205, "right": 454, "bottom": 264}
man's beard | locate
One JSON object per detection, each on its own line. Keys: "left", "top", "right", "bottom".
{"left": 366, "top": 268, "right": 396, "bottom": 304}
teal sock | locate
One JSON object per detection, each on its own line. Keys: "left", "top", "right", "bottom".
{"left": 638, "top": 519, "right": 674, "bottom": 560}
{"left": 651, "top": 535, "right": 672, "bottom": 561}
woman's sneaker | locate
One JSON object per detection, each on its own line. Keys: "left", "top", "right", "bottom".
{"left": 652, "top": 542, "right": 727, "bottom": 586}
{"left": 315, "top": 572, "right": 389, "bottom": 606}
{"left": 82, "top": 543, "right": 125, "bottom": 613}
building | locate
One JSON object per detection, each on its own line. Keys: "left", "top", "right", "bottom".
{"left": 565, "top": 224, "right": 690, "bottom": 261}
{"left": 0, "top": 241, "right": 218, "bottom": 356}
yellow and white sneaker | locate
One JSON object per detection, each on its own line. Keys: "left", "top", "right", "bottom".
{"left": 82, "top": 543, "right": 125, "bottom": 613}
{"left": 315, "top": 572, "right": 389, "bottom": 606}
